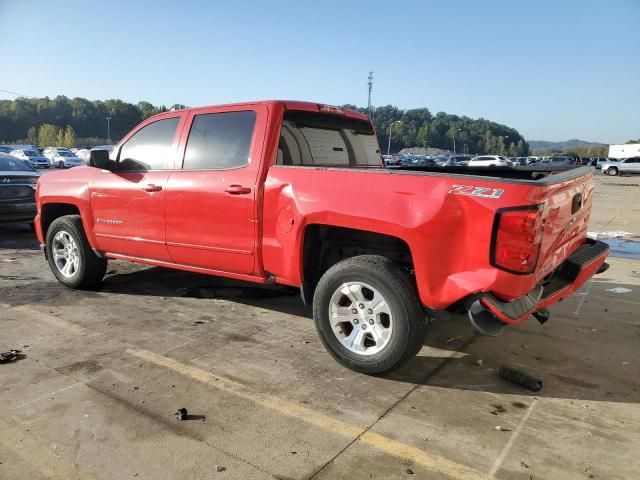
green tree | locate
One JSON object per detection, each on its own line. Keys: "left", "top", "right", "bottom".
{"left": 63, "top": 126, "right": 76, "bottom": 148}
{"left": 27, "top": 126, "right": 38, "bottom": 145}
{"left": 416, "top": 123, "right": 429, "bottom": 148}
{"left": 38, "top": 124, "right": 59, "bottom": 147}
{"left": 56, "top": 128, "right": 65, "bottom": 146}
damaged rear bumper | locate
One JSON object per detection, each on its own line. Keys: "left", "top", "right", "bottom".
{"left": 468, "top": 239, "right": 609, "bottom": 335}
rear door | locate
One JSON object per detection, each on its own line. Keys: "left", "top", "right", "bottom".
{"left": 624, "top": 157, "right": 640, "bottom": 173}
{"left": 164, "top": 104, "right": 268, "bottom": 275}
{"left": 90, "top": 115, "right": 184, "bottom": 261}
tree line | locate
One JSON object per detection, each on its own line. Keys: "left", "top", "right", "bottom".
{"left": 0, "top": 96, "right": 186, "bottom": 147}
{"left": 0, "top": 95, "right": 529, "bottom": 155}
{"left": 344, "top": 104, "right": 530, "bottom": 156}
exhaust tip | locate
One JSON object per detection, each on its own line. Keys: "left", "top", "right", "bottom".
{"left": 468, "top": 300, "right": 505, "bottom": 336}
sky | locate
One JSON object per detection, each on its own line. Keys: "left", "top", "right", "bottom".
{"left": 0, "top": 0, "right": 638, "bottom": 143}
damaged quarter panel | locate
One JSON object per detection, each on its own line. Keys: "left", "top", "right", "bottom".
{"left": 262, "top": 165, "right": 596, "bottom": 310}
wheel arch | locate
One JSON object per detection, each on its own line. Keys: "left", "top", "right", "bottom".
{"left": 40, "top": 202, "right": 97, "bottom": 250}
{"left": 300, "top": 224, "right": 414, "bottom": 305}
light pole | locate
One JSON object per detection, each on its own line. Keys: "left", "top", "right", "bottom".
{"left": 452, "top": 128, "right": 462, "bottom": 155}
{"left": 106, "top": 116, "right": 111, "bottom": 142}
{"left": 387, "top": 120, "right": 401, "bottom": 156}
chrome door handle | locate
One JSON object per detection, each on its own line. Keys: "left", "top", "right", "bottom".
{"left": 143, "top": 184, "right": 162, "bottom": 192}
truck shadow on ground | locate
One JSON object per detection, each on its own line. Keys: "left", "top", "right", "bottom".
{"left": 100, "top": 264, "right": 640, "bottom": 405}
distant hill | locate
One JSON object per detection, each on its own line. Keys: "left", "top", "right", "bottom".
{"left": 528, "top": 139, "right": 606, "bottom": 150}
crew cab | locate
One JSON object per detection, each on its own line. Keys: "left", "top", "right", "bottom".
{"left": 34, "top": 100, "right": 609, "bottom": 374}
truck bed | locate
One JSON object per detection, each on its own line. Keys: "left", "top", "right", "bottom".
{"left": 386, "top": 165, "right": 593, "bottom": 184}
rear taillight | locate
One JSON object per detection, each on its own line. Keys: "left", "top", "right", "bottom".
{"left": 491, "top": 205, "right": 544, "bottom": 274}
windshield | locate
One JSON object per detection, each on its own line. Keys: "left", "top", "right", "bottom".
{"left": 24, "top": 150, "right": 38, "bottom": 157}
{"left": 277, "top": 111, "right": 381, "bottom": 167}
{"left": 59, "top": 151, "right": 74, "bottom": 157}
{"left": 0, "top": 156, "right": 37, "bottom": 172}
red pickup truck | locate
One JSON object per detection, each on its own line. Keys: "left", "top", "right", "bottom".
{"left": 34, "top": 100, "right": 609, "bottom": 374}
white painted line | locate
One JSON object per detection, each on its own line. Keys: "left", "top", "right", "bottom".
{"left": 12, "top": 383, "right": 81, "bottom": 410}
{"left": 573, "top": 279, "right": 594, "bottom": 316}
{"left": 487, "top": 398, "right": 538, "bottom": 478}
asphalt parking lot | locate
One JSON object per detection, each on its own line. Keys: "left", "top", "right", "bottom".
{"left": 1, "top": 175, "right": 639, "bottom": 480}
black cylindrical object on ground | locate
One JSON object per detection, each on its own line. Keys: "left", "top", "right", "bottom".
{"left": 498, "top": 366, "right": 543, "bottom": 392}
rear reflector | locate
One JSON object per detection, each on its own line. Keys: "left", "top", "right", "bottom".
{"left": 319, "top": 104, "right": 344, "bottom": 114}
{"left": 490, "top": 205, "right": 544, "bottom": 274}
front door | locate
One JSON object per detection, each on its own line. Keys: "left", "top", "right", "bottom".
{"left": 164, "top": 105, "right": 267, "bottom": 275}
{"left": 90, "top": 115, "right": 182, "bottom": 261}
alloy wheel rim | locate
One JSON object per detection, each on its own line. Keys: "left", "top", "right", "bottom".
{"left": 328, "top": 282, "right": 393, "bottom": 356}
{"left": 52, "top": 231, "right": 80, "bottom": 278}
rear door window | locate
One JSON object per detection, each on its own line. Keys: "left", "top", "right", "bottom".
{"left": 183, "top": 111, "right": 256, "bottom": 170}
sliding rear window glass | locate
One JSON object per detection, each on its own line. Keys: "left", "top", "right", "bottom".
{"left": 277, "top": 111, "right": 381, "bottom": 167}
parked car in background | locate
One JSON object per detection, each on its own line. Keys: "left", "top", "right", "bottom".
{"left": 50, "top": 150, "right": 86, "bottom": 168}
{"left": 10, "top": 149, "right": 51, "bottom": 169}
{"left": 0, "top": 153, "right": 39, "bottom": 226}
{"left": 547, "top": 156, "right": 580, "bottom": 167}
{"left": 511, "top": 157, "right": 529, "bottom": 166}
{"left": 468, "top": 155, "right": 512, "bottom": 167}
{"left": 75, "top": 149, "right": 91, "bottom": 163}
{"left": 593, "top": 157, "right": 616, "bottom": 170}
{"left": 551, "top": 154, "right": 581, "bottom": 165}
{"left": 43, "top": 147, "right": 73, "bottom": 165}
{"left": 0, "top": 146, "right": 14, "bottom": 154}
{"left": 602, "top": 157, "right": 640, "bottom": 176}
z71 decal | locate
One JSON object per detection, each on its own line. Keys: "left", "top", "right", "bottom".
{"left": 448, "top": 184, "right": 505, "bottom": 199}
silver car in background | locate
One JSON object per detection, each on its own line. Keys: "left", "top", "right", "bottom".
{"left": 602, "top": 157, "right": 640, "bottom": 176}
{"left": 10, "top": 149, "right": 50, "bottom": 169}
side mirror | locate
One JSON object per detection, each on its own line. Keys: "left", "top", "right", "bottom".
{"left": 89, "top": 150, "right": 110, "bottom": 169}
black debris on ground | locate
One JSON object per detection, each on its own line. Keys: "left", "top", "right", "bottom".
{"left": 0, "top": 350, "right": 25, "bottom": 363}
{"left": 498, "top": 366, "right": 543, "bottom": 392}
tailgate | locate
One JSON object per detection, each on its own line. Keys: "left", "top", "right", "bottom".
{"left": 533, "top": 170, "right": 594, "bottom": 280}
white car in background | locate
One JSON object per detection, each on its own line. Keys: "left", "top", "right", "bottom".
{"left": 10, "top": 149, "right": 51, "bottom": 169}
{"left": 75, "top": 148, "right": 91, "bottom": 163}
{"left": 49, "top": 150, "right": 85, "bottom": 168}
{"left": 468, "top": 155, "right": 512, "bottom": 167}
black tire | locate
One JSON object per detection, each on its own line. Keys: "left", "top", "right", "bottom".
{"left": 313, "top": 255, "right": 427, "bottom": 374}
{"left": 58, "top": 161, "right": 64, "bottom": 168}
{"left": 46, "top": 215, "right": 107, "bottom": 289}
{"left": 607, "top": 167, "right": 618, "bottom": 176}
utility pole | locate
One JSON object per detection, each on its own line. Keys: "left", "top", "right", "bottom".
{"left": 387, "top": 120, "right": 401, "bottom": 156}
{"left": 106, "top": 116, "right": 112, "bottom": 142}
{"left": 367, "top": 71, "right": 374, "bottom": 119}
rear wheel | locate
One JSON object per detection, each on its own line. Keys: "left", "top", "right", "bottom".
{"left": 607, "top": 167, "right": 618, "bottom": 176}
{"left": 313, "top": 255, "right": 427, "bottom": 374}
{"left": 46, "top": 215, "right": 107, "bottom": 289}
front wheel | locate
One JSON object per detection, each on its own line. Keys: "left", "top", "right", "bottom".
{"left": 46, "top": 215, "right": 107, "bottom": 289}
{"left": 58, "top": 161, "right": 65, "bottom": 168}
{"left": 607, "top": 167, "right": 618, "bottom": 176}
{"left": 313, "top": 255, "right": 427, "bottom": 374}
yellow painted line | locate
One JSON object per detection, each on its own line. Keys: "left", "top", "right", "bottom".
{"left": 128, "top": 348, "right": 485, "bottom": 480}
{"left": 0, "top": 417, "right": 95, "bottom": 480}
